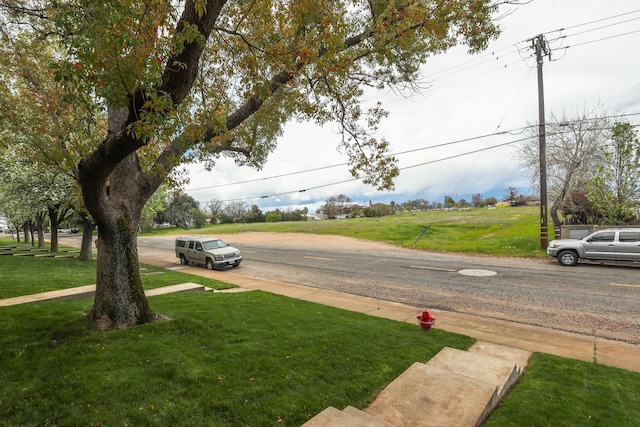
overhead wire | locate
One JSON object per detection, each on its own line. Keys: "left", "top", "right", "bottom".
{"left": 542, "top": 9, "right": 640, "bottom": 35}
{"left": 189, "top": 9, "right": 640, "bottom": 205}
{"left": 194, "top": 117, "right": 639, "bottom": 204}
{"left": 187, "top": 125, "right": 535, "bottom": 192}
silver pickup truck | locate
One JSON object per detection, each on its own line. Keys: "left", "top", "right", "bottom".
{"left": 547, "top": 228, "right": 640, "bottom": 266}
{"left": 175, "top": 236, "right": 242, "bottom": 270}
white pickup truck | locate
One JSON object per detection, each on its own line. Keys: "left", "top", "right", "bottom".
{"left": 175, "top": 236, "right": 242, "bottom": 270}
{"left": 547, "top": 228, "right": 640, "bottom": 266}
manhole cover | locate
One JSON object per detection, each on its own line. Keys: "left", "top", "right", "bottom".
{"left": 458, "top": 269, "right": 497, "bottom": 277}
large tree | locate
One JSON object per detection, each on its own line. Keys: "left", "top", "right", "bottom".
{"left": 1, "top": 0, "right": 505, "bottom": 329}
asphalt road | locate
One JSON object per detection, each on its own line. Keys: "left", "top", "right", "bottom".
{"left": 59, "top": 233, "right": 640, "bottom": 344}
{"left": 130, "top": 233, "right": 640, "bottom": 345}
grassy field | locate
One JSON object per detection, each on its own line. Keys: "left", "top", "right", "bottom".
{"left": 148, "top": 205, "right": 546, "bottom": 257}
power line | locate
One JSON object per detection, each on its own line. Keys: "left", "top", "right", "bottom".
{"left": 186, "top": 125, "right": 534, "bottom": 192}
{"left": 543, "top": 9, "right": 640, "bottom": 35}
{"left": 556, "top": 28, "right": 640, "bottom": 52}
{"left": 187, "top": 112, "right": 640, "bottom": 194}
{"left": 201, "top": 137, "right": 529, "bottom": 204}
{"left": 450, "top": 63, "right": 535, "bottom": 199}
{"left": 195, "top": 121, "right": 639, "bottom": 205}
{"left": 559, "top": 16, "right": 640, "bottom": 39}
{"left": 356, "top": 11, "right": 640, "bottom": 118}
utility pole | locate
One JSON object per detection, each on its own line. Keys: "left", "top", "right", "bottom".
{"left": 533, "top": 34, "right": 550, "bottom": 250}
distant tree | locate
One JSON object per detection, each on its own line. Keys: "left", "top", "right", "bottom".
{"left": 0, "top": 148, "right": 75, "bottom": 252}
{"left": 401, "top": 199, "right": 417, "bottom": 211}
{"left": 158, "top": 193, "right": 201, "bottom": 229}
{"left": 444, "top": 196, "right": 455, "bottom": 208}
{"left": 402, "top": 198, "right": 429, "bottom": 211}
{"left": 331, "top": 194, "right": 353, "bottom": 216}
{"left": 363, "top": 207, "right": 378, "bottom": 217}
{"left": 517, "top": 106, "right": 610, "bottom": 232}
{"left": 318, "top": 203, "right": 338, "bottom": 219}
{"left": 484, "top": 196, "right": 498, "bottom": 206}
{"left": 458, "top": 198, "right": 469, "bottom": 208}
{"left": 372, "top": 203, "right": 392, "bottom": 216}
{"left": 281, "top": 208, "right": 308, "bottom": 222}
{"left": 587, "top": 121, "right": 640, "bottom": 224}
{"left": 503, "top": 187, "right": 518, "bottom": 204}
{"left": 471, "top": 193, "right": 484, "bottom": 206}
{"left": 224, "top": 201, "right": 249, "bottom": 223}
{"left": 140, "top": 186, "right": 168, "bottom": 232}
{"left": 265, "top": 211, "right": 283, "bottom": 222}
{"left": 242, "top": 205, "right": 265, "bottom": 223}
{"left": 217, "top": 214, "right": 234, "bottom": 224}
{"left": 561, "top": 190, "right": 598, "bottom": 224}
{"left": 320, "top": 194, "right": 352, "bottom": 218}
{"left": 206, "top": 200, "right": 225, "bottom": 224}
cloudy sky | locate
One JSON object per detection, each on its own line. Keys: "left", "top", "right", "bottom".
{"left": 184, "top": 0, "right": 640, "bottom": 213}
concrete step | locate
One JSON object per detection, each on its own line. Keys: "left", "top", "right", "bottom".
{"left": 467, "top": 341, "right": 532, "bottom": 374}
{"left": 426, "top": 346, "right": 522, "bottom": 399}
{"left": 304, "top": 343, "right": 532, "bottom": 427}
{"left": 303, "top": 406, "right": 395, "bottom": 427}
{"left": 365, "top": 362, "right": 498, "bottom": 427}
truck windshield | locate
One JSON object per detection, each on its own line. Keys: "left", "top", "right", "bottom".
{"left": 202, "top": 239, "right": 227, "bottom": 250}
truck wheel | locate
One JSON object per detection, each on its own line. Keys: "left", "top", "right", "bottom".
{"left": 558, "top": 250, "right": 578, "bottom": 266}
{"left": 206, "top": 258, "right": 216, "bottom": 270}
{"left": 180, "top": 254, "right": 188, "bottom": 265}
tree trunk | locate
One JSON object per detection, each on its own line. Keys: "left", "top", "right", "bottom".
{"left": 23, "top": 221, "right": 30, "bottom": 244}
{"left": 48, "top": 207, "right": 60, "bottom": 253}
{"left": 89, "top": 213, "right": 154, "bottom": 330}
{"left": 550, "top": 200, "right": 562, "bottom": 239}
{"left": 78, "top": 218, "right": 94, "bottom": 261}
{"left": 28, "top": 221, "right": 35, "bottom": 246}
{"left": 78, "top": 106, "right": 159, "bottom": 329}
{"left": 13, "top": 223, "right": 20, "bottom": 242}
{"left": 35, "top": 212, "right": 46, "bottom": 248}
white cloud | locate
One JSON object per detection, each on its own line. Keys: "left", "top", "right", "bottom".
{"left": 184, "top": 0, "right": 640, "bottom": 213}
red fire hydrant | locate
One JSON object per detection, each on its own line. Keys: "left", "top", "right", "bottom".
{"left": 417, "top": 310, "right": 436, "bottom": 331}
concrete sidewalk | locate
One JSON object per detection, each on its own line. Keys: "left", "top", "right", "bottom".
{"left": 167, "top": 265, "right": 640, "bottom": 374}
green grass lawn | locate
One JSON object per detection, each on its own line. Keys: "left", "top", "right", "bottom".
{"left": 1, "top": 291, "right": 474, "bottom": 426}
{"left": 485, "top": 353, "right": 640, "bottom": 426}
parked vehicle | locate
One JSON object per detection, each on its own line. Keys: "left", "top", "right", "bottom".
{"left": 175, "top": 236, "right": 242, "bottom": 270}
{"left": 547, "top": 228, "right": 640, "bottom": 266}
